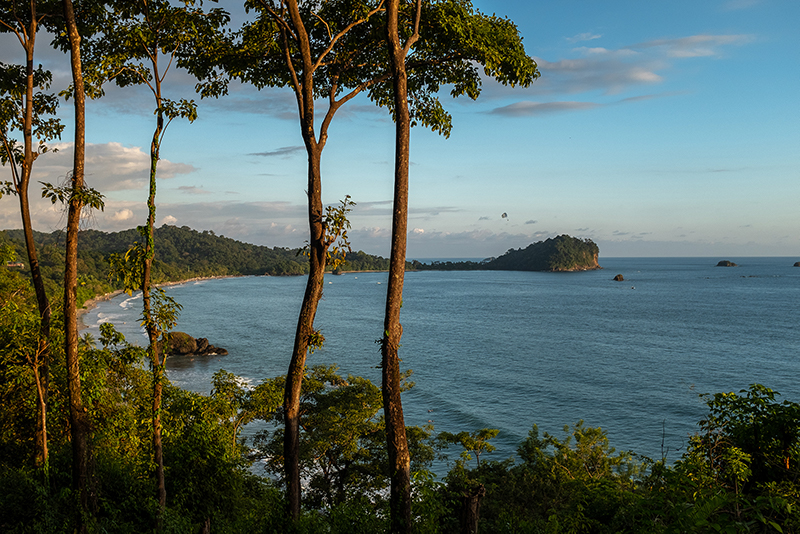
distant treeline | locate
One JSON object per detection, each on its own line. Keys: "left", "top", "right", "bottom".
{"left": 413, "top": 235, "right": 600, "bottom": 272}
{"left": 0, "top": 229, "right": 598, "bottom": 306}
{"left": 0, "top": 225, "right": 396, "bottom": 302}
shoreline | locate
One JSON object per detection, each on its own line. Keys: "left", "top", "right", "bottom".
{"left": 78, "top": 275, "right": 242, "bottom": 331}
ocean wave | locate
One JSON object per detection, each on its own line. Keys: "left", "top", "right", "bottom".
{"left": 120, "top": 293, "right": 142, "bottom": 309}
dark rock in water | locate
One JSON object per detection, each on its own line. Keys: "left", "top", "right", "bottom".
{"left": 159, "top": 331, "right": 228, "bottom": 356}
{"left": 613, "top": 274, "right": 624, "bottom": 281}
{"left": 716, "top": 260, "right": 737, "bottom": 267}
{"left": 794, "top": 262, "right": 800, "bottom": 267}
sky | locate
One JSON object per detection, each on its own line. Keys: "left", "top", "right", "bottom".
{"left": 1, "top": 0, "right": 798, "bottom": 259}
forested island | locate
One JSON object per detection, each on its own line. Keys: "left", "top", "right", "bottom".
{"left": 413, "top": 235, "right": 601, "bottom": 272}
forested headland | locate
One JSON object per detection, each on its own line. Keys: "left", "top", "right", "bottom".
{"left": 412, "top": 235, "right": 601, "bottom": 272}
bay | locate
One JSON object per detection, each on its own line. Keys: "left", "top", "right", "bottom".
{"left": 83, "top": 257, "right": 800, "bottom": 466}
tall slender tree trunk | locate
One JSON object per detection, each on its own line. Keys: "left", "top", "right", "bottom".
{"left": 143, "top": 109, "right": 167, "bottom": 520}
{"left": 280, "top": 1, "right": 331, "bottom": 520}
{"left": 19, "top": 179, "right": 51, "bottom": 471}
{"left": 62, "top": 0, "right": 94, "bottom": 528}
{"left": 284, "top": 143, "right": 326, "bottom": 520}
{"left": 7, "top": 1, "right": 52, "bottom": 474}
{"left": 383, "top": 2, "right": 414, "bottom": 531}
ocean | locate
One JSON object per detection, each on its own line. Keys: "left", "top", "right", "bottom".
{"left": 82, "top": 257, "right": 800, "bottom": 467}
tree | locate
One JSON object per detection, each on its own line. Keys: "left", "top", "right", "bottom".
{"left": 438, "top": 428, "right": 499, "bottom": 469}
{"left": 186, "top": 0, "right": 537, "bottom": 520}
{"left": 379, "top": 1, "right": 538, "bottom": 530}
{"left": 188, "top": 0, "right": 387, "bottom": 518}
{"left": 665, "top": 385, "right": 800, "bottom": 531}
{"left": 60, "top": 0, "right": 101, "bottom": 528}
{"left": 381, "top": 2, "right": 416, "bottom": 529}
{"left": 0, "top": 0, "right": 64, "bottom": 473}
{"left": 95, "top": 0, "right": 226, "bottom": 519}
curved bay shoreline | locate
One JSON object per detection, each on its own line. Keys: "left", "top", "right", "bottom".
{"left": 78, "top": 275, "right": 243, "bottom": 331}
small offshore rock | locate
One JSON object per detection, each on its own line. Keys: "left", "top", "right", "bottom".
{"left": 716, "top": 260, "right": 737, "bottom": 267}
{"left": 794, "top": 262, "right": 800, "bottom": 267}
{"left": 613, "top": 274, "right": 624, "bottom": 281}
{"left": 159, "top": 331, "right": 227, "bottom": 356}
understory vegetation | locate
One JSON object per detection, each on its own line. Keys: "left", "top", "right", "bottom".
{"left": 2, "top": 261, "right": 798, "bottom": 533}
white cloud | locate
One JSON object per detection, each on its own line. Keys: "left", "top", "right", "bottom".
{"left": 490, "top": 100, "right": 600, "bottom": 117}
{"left": 177, "top": 186, "right": 211, "bottom": 195}
{"left": 30, "top": 142, "right": 197, "bottom": 192}
{"left": 628, "top": 34, "right": 755, "bottom": 58}
{"left": 566, "top": 32, "right": 602, "bottom": 44}
{"left": 110, "top": 209, "right": 134, "bottom": 221}
{"left": 481, "top": 33, "right": 753, "bottom": 104}
{"left": 161, "top": 215, "right": 178, "bottom": 225}
{"left": 532, "top": 55, "right": 664, "bottom": 95}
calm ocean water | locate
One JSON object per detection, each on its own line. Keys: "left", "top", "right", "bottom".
{"left": 83, "top": 257, "right": 800, "bottom": 467}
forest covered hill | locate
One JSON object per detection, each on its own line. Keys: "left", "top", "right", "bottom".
{"left": 0, "top": 225, "right": 394, "bottom": 302}
{"left": 412, "top": 235, "right": 600, "bottom": 272}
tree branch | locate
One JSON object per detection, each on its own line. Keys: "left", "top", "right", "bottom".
{"left": 402, "top": 0, "right": 422, "bottom": 56}
{"left": 255, "top": 0, "right": 299, "bottom": 44}
{"left": 312, "top": 0, "right": 386, "bottom": 72}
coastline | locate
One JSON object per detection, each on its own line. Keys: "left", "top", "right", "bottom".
{"left": 78, "top": 275, "right": 242, "bottom": 331}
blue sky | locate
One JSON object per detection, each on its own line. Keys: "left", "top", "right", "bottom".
{"left": 1, "top": 0, "right": 798, "bottom": 258}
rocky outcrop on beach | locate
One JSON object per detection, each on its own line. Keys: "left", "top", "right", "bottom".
{"left": 159, "top": 331, "right": 228, "bottom": 356}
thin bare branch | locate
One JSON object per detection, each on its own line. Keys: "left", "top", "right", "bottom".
{"left": 160, "top": 43, "right": 181, "bottom": 84}
{"left": 2, "top": 137, "right": 21, "bottom": 189}
{"left": 320, "top": 69, "right": 392, "bottom": 141}
{"left": 279, "top": 21, "right": 304, "bottom": 120}
{"left": 312, "top": 11, "right": 332, "bottom": 42}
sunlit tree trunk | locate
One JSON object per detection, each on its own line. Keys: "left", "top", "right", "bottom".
{"left": 382, "top": 1, "right": 416, "bottom": 531}
{"left": 62, "top": 0, "right": 94, "bottom": 528}
{"left": 284, "top": 128, "right": 327, "bottom": 522}
{"left": 280, "top": 0, "right": 330, "bottom": 520}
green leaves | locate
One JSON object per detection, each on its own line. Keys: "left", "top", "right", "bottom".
{"left": 438, "top": 428, "right": 499, "bottom": 468}
{"left": 40, "top": 180, "right": 105, "bottom": 211}
{"left": 0, "top": 62, "right": 64, "bottom": 165}
{"left": 158, "top": 97, "right": 197, "bottom": 123}
{"left": 108, "top": 242, "right": 146, "bottom": 295}
{"left": 323, "top": 195, "right": 355, "bottom": 270}
{"left": 371, "top": 0, "right": 540, "bottom": 137}
{"left": 149, "top": 287, "right": 182, "bottom": 336}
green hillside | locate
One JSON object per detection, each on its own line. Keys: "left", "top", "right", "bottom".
{"left": 1, "top": 225, "right": 393, "bottom": 302}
